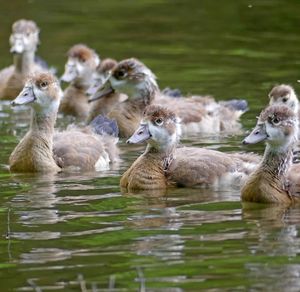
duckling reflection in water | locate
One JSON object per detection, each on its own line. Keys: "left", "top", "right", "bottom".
{"left": 59, "top": 44, "right": 100, "bottom": 120}
{"left": 120, "top": 104, "right": 260, "bottom": 192}
{"left": 9, "top": 72, "right": 119, "bottom": 173}
{"left": 0, "top": 19, "right": 50, "bottom": 100}
{"left": 241, "top": 104, "right": 300, "bottom": 204}
{"left": 89, "top": 58, "right": 248, "bottom": 138}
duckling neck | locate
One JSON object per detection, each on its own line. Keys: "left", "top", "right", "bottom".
{"left": 243, "top": 143, "right": 294, "bottom": 203}
{"left": 261, "top": 144, "right": 293, "bottom": 178}
{"left": 72, "top": 75, "right": 92, "bottom": 91}
{"left": 13, "top": 51, "right": 35, "bottom": 74}
{"left": 145, "top": 144, "right": 175, "bottom": 171}
{"left": 30, "top": 109, "right": 57, "bottom": 136}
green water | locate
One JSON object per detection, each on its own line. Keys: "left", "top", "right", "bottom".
{"left": 1, "top": 0, "right": 300, "bottom": 291}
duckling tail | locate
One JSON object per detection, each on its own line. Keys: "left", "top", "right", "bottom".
{"left": 89, "top": 115, "right": 119, "bottom": 137}
{"left": 222, "top": 99, "right": 248, "bottom": 112}
{"left": 161, "top": 87, "right": 182, "bottom": 98}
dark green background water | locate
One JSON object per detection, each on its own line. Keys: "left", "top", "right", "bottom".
{"left": 1, "top": 0, "right": 300, "bottom": 291}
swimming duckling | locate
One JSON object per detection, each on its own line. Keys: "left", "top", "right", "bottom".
{"left": 89, "top": 58, "right": 158, "bottom": 137}
{"left": 0, "top": 19, "right": 48, "bottom": 100}
{"left": 268, "top": 84, "right": 300, "bottom": 162}
{"left": 59, "top": 44, "right": 100, "bottom": 119}
{"left": 269, "top": 84, "right": 299, "bottom": 115}
{"left": 86, "top": 58, "right": 127, "bottom": 123}
{"left": 9, "top": 72, "right": 118, "bottom": 173}
{"left": 120, "top": 105, "right": 260, "bottom": 191}
{"left": 91, "top": 58, "right": 247, "bottom": 137}
{"left": 241, "top": 105, "right": 300, "bottom": 204}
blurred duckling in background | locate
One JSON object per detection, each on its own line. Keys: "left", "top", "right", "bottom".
{"left": 0, "top": 19, "right": 49, "bottom": 100}
{"left": 86, "top": 58, "right": 181, "bottom": 123}
{"left": 89, "top": 58, "right": 155, "bottom": 137}
{"left": 59, "top": 44, "right": 100, "bottom": 120}
{"left": 241, "top": 105, "right": 300, "bottom": 204}
{"left": 91, "top": 58, "right": 248, "bottom": 138}
{"left": 268, "top": 84, "right": 300, "bottom": 162}
{"left": 86, "top": 58, "right": 127, "bottom": 123}
{"left": 9, "top": 72, "right": 119, "bottom": 173}
{"left": 269, "top": 84, "right": 299, "bottom": 117}
{"left": 120, "top": 105, "right": 260, "bottom": 191}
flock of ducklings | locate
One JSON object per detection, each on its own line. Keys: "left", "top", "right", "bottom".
{"left": 1, "top": 19, "right": 300, "bottom": 205}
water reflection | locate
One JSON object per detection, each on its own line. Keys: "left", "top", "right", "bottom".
{"left": 10, "top": 174, "right": 60, "bottom": 225}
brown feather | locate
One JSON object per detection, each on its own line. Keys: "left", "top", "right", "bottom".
{"left": 67, "top": 44, "right": 95, "bottom": 63}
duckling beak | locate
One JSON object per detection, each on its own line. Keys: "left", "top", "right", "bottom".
{"left": 10, "top": 36, "right": 25, "bottom": 54}
{"left": 10, "top": 43, "right": 25, "bottom": 54}
{"left": 88, "top": 80, "right": 114, "bottom": 103}
{"left": 127, "top": 124, "right": 151, "bottom": 144}
{"left": 11, "top": 86, "right": 36, "bottom": 106}
{"left": 243, "top": 124, "right": 267, "bottom": 145}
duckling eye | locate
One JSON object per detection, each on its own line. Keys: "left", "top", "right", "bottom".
{"left": 116, "top": 70, "right": 126, "bottom": 79}
{"left": 273, "top": 117, "right": 280, "bottom": 125}
{"left": 155, "top": 118, "right": 163, "bottom": 126}
{"left": 40, "top": 81, "right": 48, "bottom": 89}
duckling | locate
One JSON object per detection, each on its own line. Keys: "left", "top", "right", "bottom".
{"left": 86, "top": 58, "right": 127, "bottom": 123}
{"left": 268, "top": 84, "right": 300, "bottom": 162}
{"left": 9, "top": 72, "right": 119, "bottom": 173}
{"left": 241, "top": 105, "right": 300, "bottom": 204}
{"left": 269, "top": 84, "right": 299, "bottom": 115}
{"left": 120, "top": 105, "right": 260, "bottom": 191}
{"left": 0, "top": 19, "right": 48, "bottom": 100}
{"left": 89, "top": 58, "right": 157, "bottom": 137}
{"left": 59, "top": 44, "right": 100, "bottom": 119}
{"left": 91, "top": 58, "right": 247, "bottom": 137}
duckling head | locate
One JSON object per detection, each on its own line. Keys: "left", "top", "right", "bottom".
{"left": 89, "top": 58, "right": 158, "bottom": 103}
{"left": 9, "top": 19, "right": 40, "bottom": 54}
{"left": 127, "top": 105, "right": 181, "bottom": 152}
{"left": 61, "top": 44, "right": 100, "bottom": 83}
{"left": 243, "top": 105, "right": 298, "bottom": 150}
{"left": 268, "top": 84, "right": 299, "bottom": 114}
{"left": 11, "top": 72, "right": 62, "bottom": 115}
{"left": 86, "top": 58, "right": 117, "bottom": 96}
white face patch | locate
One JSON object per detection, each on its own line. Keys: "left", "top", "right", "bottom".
{"left": 270, "top": 92, "right": 299, "bottom": 114}
{"left": 31, "top": 83, "right": 61, "bottom": 115}
{"left": 9, "top": 32, "right": 39, "bottom": 53}
{"left": 148, "top": 121, "right": 177, "bottom": 150}
{"left": 62, "top": 57, "right": 95, "bottom": 83}
{"left": 265, "top": 122, "right": 296, "bottom": 150}
{"left": 74, "top": 59, "right": 94, "bottom": 78}
{"left": 266, "top": 123, "right": 284, "bottom": 140}
{"left": 110, "top": 76, "right": 138, "bottom": 98}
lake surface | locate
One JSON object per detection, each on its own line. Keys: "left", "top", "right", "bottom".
{"left": 1, "top": 0, "right": 300, "bottom": 291}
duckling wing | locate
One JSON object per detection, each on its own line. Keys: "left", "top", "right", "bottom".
{"left": 53, "top": 129, "right": 111, "bottom": 171}
{"left": 286, "top": 164, "right": 300, "bottom": 199}
{"left": 167, "top": 147, "right": 260, "bottom": 188}
{"left": 155, "top": 96, "right": 207, "bottom": 124}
